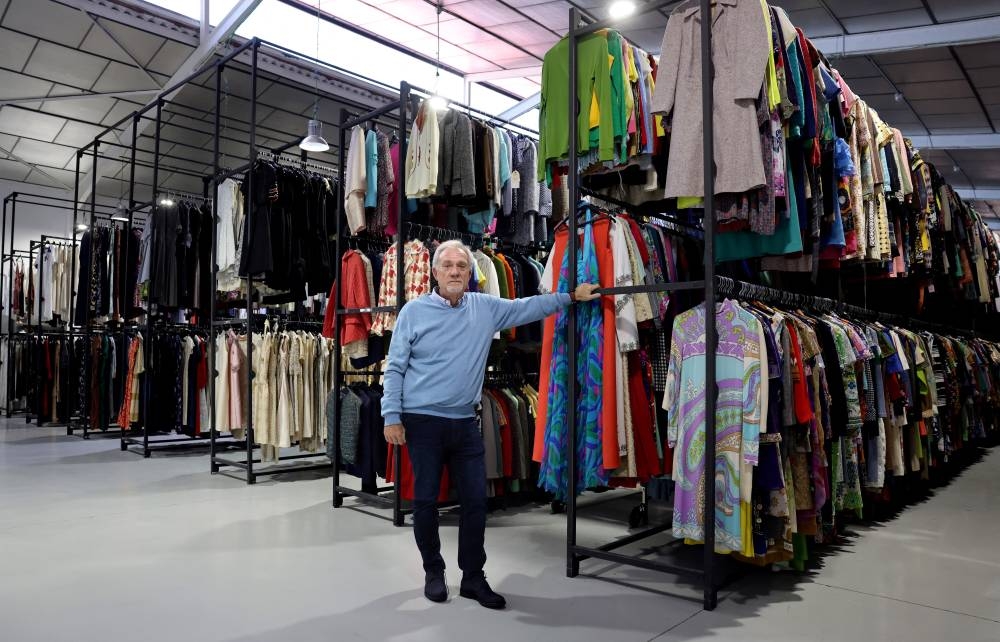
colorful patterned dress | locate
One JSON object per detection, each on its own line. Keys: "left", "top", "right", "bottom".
{"left": 538, "top": 218, "right": 605, "bottom": 499}
{"left": 662, "top": 300, "right": 762, "bottom": 554}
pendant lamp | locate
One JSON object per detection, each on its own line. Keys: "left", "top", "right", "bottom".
{"left": 299, "top": 2, "right": 330, "bottom": 153}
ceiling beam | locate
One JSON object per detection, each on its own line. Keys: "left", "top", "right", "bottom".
{"left": 79, "top": 7, "right": 163, "bottom": 89}
{"left": 498, "top": 92, "right": 541, "bottom": 121}
{"left": 910, "top": 134, "right": 1000, "bottom": 150}
{"left": 0, "top": 89, "right": 162, "bottom": 107}
{"left": 957, "top": 188, "right": 1000, "bottom": 200}
{"left": 464, "top": 66, "right": 542, "bottom": 83}
{"left": 0, "top": 145, "right": 75, "bottom": 191}
{"left": 813, "top": 16, "right": 1000, "bottom": 58}
{"left": 77, "top": 0, "right": 262, "bottom": 201}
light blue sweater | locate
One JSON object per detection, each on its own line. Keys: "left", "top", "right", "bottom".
{"left": 381, "top": 290, "right": 571, "bottom": 425}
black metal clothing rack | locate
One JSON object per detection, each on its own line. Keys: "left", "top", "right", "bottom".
{"left": 329, "top": 81, "right": 545, "bottom": 525}
{"left": 562, "top": 1, "right": 720, "bottom": 611}
{"left": 331, "top": 87, "right": 410, "bottom": 525}
{"left": 205, "top": 40, "right": 332, "bottom": 484}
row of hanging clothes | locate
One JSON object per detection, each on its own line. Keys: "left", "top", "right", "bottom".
{"left": 138, "top": 199, "right": 211, "bottom": 314}
{"left": 77, "top": 330, "right": 131, "bottom": 431}
{"left": 8, "top": 245, "right": 74, "bottom": 326}
{"left": 538, "top": 2, "right": 1000, "bottom": 309}
{"left": 534, "top": 202, "right": 706, "bottom": 500}
{"left": 214, "top": 322, "right": 337, "bottom": 462}
{"left": 348, "top": 101, "right": 556, "bottom": 245}
{"left": 75, "top": 222, "right": 143, "bottom": 324}
{"left": 353, "top": 377, "right": 542, "bottom": 501}
{"left": 660, "top": 285, "right": 1000, "bottom": 569}
{"left": 234, "top": 159, "right": 339, "bottom": 304}
{"left": 115, "top": 327, "right": 211, "bottom": 436}
{"left": 1, "top": 334, "right": 79, "bottom": 421}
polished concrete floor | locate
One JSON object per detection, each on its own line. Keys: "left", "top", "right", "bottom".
{"left": 2, "top": 419, "right": 1000, "bottom": 642}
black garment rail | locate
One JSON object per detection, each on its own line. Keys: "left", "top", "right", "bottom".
{"left": 331, "top": 89, "right": 410, "bottom": 525}
{"left": 563, "top": 1, "right": 720, "bottom": 611}
{"left": 207, "top": 41, "right": 331, "bottom": 484}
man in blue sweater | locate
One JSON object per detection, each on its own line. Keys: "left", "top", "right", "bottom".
{"left": 382, "top": 240, "right": 600, "bottom": 609}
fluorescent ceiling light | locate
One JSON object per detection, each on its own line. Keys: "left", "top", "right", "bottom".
{"left": 110, "top": 216, "right": 129, "bottom": 222}
{"left": 428, "top": 95, "right": 450, "bottom": 111}
{"left": 76, "top": 224, "right": 89, "bottom": 231}
{"left": 608, "top": 0, "right": 636, "bottom": 19}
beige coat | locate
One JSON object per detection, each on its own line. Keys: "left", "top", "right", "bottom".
{"left": 650, "top": 0, "right": 770, "bottom": 198}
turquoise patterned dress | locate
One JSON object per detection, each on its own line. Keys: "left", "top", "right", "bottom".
{"left": 539, "top": 216, "right": 606, "bottom": 500}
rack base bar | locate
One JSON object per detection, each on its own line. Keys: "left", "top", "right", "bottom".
{"left": 593, "top": 522, "right": 673, "bottom": 553}
{"left": 598, "top": 281, "right": 706, "bottom": 296}
{"left": 213, "top": 452, "right": 328, "bottom": 468}
{"left": 571, "top": 545, "right": 704, "bottom": 578}
{"left": 336, "top": 486, "right": 401, "bottom": 508}
{"left": 250, "top": 461, "right": 332, "bottom": 478}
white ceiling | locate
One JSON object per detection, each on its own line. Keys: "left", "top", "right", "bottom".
{"left": 0, "top": 0, "right": 997, "bottom": 226}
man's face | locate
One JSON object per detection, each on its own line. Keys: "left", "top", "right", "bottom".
{"left": 433, "top": 248, "right": 471, "bottom": 297}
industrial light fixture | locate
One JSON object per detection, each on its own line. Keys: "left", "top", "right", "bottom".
{"left": 111, "top": 202, "right": 128, "bottom": 222}
{"left": 428, "top": 1, "right": 450, "bottom": 112}
{"left": 160, "top": 197, "right": 175, "bottom": 207}
{"left": 300, "top": 119, "right": 330, "bottom": 152}
{"left": 76, "top": 223, "right": 89, "bottom": 231}
{"left": 608, "top": 0, "right": 637, "bottom": 19}
{"left": 299, "top": 1, "right": 330, "bottom": 153}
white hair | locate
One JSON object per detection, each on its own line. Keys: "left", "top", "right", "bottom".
{"left": 432, "top": 239, "right": 475, "bottom": 270}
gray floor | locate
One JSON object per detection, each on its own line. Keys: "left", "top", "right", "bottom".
{"left": 2, "top": 419, "right": 999, "bottom": 642}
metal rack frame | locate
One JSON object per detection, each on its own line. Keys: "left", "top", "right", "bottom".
{"left": 206, "top": 40, "right": 334, "bottom": 484}
{"left": 0, "top": 192, "right": 124, "bottom": 429}
{"left": 562, "top": 1, "right": 720, "bottom": 611}
{"left": 329, "top": 80, "right": 543, "bottom": 525}
{"left": 330, "top": 87, "right": 410, "bottom": 525}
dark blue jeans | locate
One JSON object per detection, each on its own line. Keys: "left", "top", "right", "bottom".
{"left": 402, "top": 413, "right": 487, "bottom": 577}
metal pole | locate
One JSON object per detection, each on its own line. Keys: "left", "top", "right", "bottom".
{"left": 565, "top": 6, "right": 580, "bottom": 579}
{"left": 393, "top": 83, "right": 409, "bottom": 527}
{"left": 210, "top": 62, "right": 224, "bottom": 473}
{"left": 68, "top": 153, "right": 81, "bottom": 434}
{"left": 83, "top": 141, "right": 99, "bottom": 438}
{"left": 1, "top": 198, "right": 6, "bottom": 312}
{"left": 25, "top": 239, "right": 34, "bottom": 424}
{"left": 699, "top": 0, "right": 718, "bottom": 612}
{"left": 121, "top": 112, "right": 140, "bottom": 451}
{"left": 6, "top": 196, "right": 16, "bottom": 418}
{"left": 332, "top": 106, "right": 347, "bottom": 509}
{"left": 141, "top": 103, "right": 163, "bottom": 457}
{"left": 36, "top": 236, "right": 45, "bottom": 425}
{"left": 245, "top": 39, "right": 259, "bottom": 485}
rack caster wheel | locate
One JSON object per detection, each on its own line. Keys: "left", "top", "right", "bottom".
{"left": 143, "top": 451, "right": 151, "bottom": 459}
{"left": 628, "top": 503, "right": 649, "bottom": 529}
{"left": 551, "top": 500, "right": 565, "bottom": 514}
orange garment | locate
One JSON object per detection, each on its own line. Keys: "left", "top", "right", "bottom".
{"left": 533, "top": 221, "right": 621, "bottom": 471}
{"left": 339, "top": 250, "right": 372, "bottom": 346}
{"left": 497, "top": 253, "right": 517, "bottom": 340}
{"left": 116, "top": 337, "right": 140, "bottom": 429}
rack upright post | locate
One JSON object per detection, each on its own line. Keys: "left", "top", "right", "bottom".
{"left": 561, "top": 0, "right": 719, "bottom": 611}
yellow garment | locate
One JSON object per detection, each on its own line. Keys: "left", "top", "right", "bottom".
{"left": 677, "top": 196, "right": 704, "bottom": 209}
{"left": 760, "top": 0, "right": 781, "bottom": 110}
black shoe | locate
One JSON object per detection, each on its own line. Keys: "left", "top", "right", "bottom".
{"left": 424, "top": 572, "right": 448, "bottom": 603}
{"left": 459, "top": 574, "right": 506, "bottom": 610}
